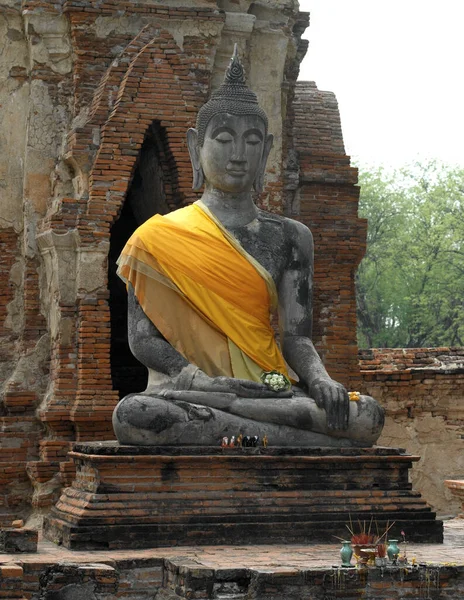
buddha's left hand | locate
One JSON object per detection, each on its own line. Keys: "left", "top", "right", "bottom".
{"left": 308, "top": 378, "right": 350, "bottom": 431}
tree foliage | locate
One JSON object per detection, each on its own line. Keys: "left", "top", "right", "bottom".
{"left": 356, "top": 161, "right": 464, "bottom": 349}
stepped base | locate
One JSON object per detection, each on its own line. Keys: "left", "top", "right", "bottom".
{"left": 44, "top": 442, "right": 443, "bottom": 549}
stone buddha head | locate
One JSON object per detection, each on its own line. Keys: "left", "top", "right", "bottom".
{"left": 187, "top": 45, "right": 274, "bottom": 194}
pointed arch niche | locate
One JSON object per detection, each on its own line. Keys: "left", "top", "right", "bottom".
{"left": 109, "top": 120, "right": 178, "bottom": 398}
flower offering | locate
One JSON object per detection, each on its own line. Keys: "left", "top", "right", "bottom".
{"left": 261, "top": 370, "right": 291, "bottom": 393}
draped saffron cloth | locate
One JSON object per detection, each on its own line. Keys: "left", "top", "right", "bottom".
{"left": 117, "top": 200, "right": 289, "bottom": 382}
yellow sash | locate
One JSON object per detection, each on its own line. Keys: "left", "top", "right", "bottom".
{"left": 117, "top": 201, "right": 289, "bottom": 381}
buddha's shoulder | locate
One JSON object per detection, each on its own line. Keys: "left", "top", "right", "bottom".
{"left": 256, "top": 210, "right": 313, "bottom": 245}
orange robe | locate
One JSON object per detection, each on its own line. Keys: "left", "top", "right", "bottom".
{"left": 117, "top": 201, "right": 289, "bottom": 382}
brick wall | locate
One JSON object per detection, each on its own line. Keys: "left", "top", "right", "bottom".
{"left": 2, "top": 559, "right": 464, "bottom": 599}
{"left": 0, "top": 229, "right": 20, "bottom": 361}
{"left": 290, "top": 82, "right": 367, "bottom": 389}
{"left": 4, "top": 558, "right": 164, "bottom": 599}
{"left": 0, "top": 231, "right": 44, "bottom": 524}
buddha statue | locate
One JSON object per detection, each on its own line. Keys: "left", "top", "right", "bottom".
{"left": 112, "top": 46, "right": 384, "bottom": 447}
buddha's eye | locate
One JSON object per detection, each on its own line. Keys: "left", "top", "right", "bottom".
{"left": 246, "top": 135, "right": 261, "bottom": 146}
{"left": 215, "top": 134, "right": 233, "bottom": 144}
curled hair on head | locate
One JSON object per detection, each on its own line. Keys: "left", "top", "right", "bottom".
{"left": 195, "top": 44, "right": 268, "bottom": 146}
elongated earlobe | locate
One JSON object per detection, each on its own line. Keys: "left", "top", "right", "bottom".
{"left": 254, "top": 171, "right": 265, "bottom": 194}
{"left": 192, "top": 166, "right": 204, "bottom": 191}
{"left": 187, "top": 128, "right": 204, "bottom": 191}
{"left": 253, "top": 133, "right": 273, "bottom": 193}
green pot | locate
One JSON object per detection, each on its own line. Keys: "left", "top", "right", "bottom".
{"left": 340, "top": 540, "right": 353, "bottom": 567}
{"left": 387, "top": 539, "right": 400, "bottom": 563}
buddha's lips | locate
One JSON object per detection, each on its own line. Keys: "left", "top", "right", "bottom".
{"left": 227, "top": 169, "right": 247, "bottom": 175}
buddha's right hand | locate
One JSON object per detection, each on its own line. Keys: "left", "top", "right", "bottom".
{"left": 192, "top": 371, "right": 292, "bottom": 398}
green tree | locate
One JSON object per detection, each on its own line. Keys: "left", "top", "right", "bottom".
{"left": 356, "top": 161, "right": 464, "bottom": 348}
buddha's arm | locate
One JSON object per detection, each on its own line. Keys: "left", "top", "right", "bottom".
{"left": 128, "top": 284, "right": 189, "bottom": 377}
{"left": 279, "top": 221, "right": 350, "bottom": 430}
{"left": 127, "top": 286, "right": 287, "bottom": 399}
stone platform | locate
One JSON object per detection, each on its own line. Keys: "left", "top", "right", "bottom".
{"left": 44, "top": 442, "right": 442, "bottom": 550}
{"left": 1, "top": 521, "right": 464, "bottom": 599}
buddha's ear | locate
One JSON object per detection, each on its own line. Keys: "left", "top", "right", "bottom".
{"left": 254, "top": 133, "right": 273, "bottom": 193}
{"left": 187, "top": 128, "right": 204, "bottom": 191}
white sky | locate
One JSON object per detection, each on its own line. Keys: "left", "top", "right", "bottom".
{"left": 298, "top": 0, "right": 464, "bottom": 167}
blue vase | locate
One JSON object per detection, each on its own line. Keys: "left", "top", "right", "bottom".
{"left": 340, "top": 540, "right": 353, "bottom": 567}
{"left": 387, "top": 539, "right": 400, "bottom": 563}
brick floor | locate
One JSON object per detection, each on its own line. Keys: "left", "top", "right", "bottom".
{"left": 1, "top": 519, "right": 463, "bottom": 570}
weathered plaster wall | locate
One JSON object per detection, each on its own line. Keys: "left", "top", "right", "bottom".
{"left": 0, "top": 0, "right": 28, "bottom": 228}
{"left": 360, "top": 348, "right": 464, "bottom": 517}
{"left": 0, "top": 0, "right": 47, "bottom": 526}
{"left": 0, "top": 0, "right": 27, "bottom": 386}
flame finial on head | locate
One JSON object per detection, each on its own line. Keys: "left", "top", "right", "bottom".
{"left": 224, "top": 43, "right": 246, "bottom": 85}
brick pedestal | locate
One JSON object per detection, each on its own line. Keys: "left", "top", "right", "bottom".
{"left": 44, "top": 443, "right": 443, "bottom": 549}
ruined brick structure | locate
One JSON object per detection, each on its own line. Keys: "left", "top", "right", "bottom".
{"left": 360, "top": 348, "right": 464, "bottom": 517}
{"left": 2, "top": 552, "right": 464, "bottom": 599}
{"left": 289, "top": 81, "right": 366, "bottom": 387}
{"left": 0, "top": 0, "right": 462, "bottom": 528}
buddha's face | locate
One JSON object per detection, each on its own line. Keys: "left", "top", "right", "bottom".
{"left": 199, "top": 113, "right": 268, "bottom": 193}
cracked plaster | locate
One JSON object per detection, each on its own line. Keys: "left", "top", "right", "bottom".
{"left": 379, "top": 416, "right": 464, "bottom": 518}
{"left": 0, "top": 11, "right": 28, "bottom": 231}
{"left": 5, "top": 333, "right": 50, "bottom": 392}
{"left": 92, "top": 15, "right": 223, "bottom": 52}
{"left": 77, "top": 245, "right": 111, "bottom": 295}
{"left": 25, "top": 14, "right": 72, "bottom": 75}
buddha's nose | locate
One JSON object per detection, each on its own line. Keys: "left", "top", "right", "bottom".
{"left": 230, "top": 140, "right": 247, "bottom": 163}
